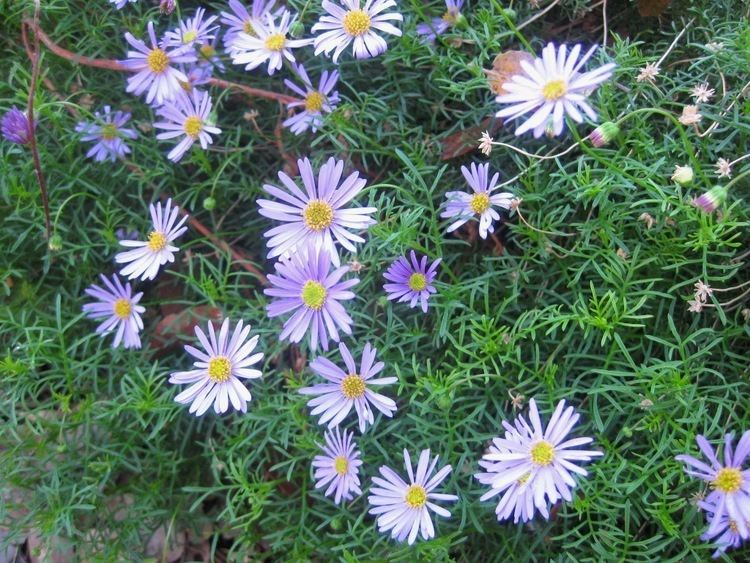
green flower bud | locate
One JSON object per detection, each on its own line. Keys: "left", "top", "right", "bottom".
{"left": 48, "top": 233, "right": 63, "bottom": 251}
{"left": 588, "top": 121, "right": 620, "bottom": 147}
{"left": 203, "top": 196, "right": 217, "bottom": 211}
{"left": 692, "top": 185, "right": 728, "bottom": 213}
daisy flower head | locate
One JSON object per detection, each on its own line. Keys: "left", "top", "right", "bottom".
{"left": 229, "top": 10, "right": 311, "bottom": 75}
{"left": 120, "top": 22, "right": 196, "bottom": 106}
{"left": 75, "top": 105, "right": 138, "bottom": 162}
{"left": 475, "top": 398, "right": 603, "bottom": 523}
{"left": 383, "top": 251, "right": 441, "bottom": 313}
{"left": 82, "top": 274, "right": 145, "bottom": 349}
{"left": 164, "top": 7, "right": 219, "bottom": 48}
{"left": 300, "top": 341, "right": 397, "bottom": 433}
{"left": 368, "top": 449, "right": 458, "bottom": 545}
{"left": 115, "top": 198, "right": 189, "bottom": 281}
{"left": 416, "top": 0, "right": 463, "bottom": 43}
{"left": 312, "top": 0, "right": 403, "bottom": 63}
{"left": 221, "top": 0, "right": 278, "bottom": 48}
{"left": 154, "top": 89, "right": 221, "bottom": 163}
{"left": 283, "top": 64, "right": 341, "bottom": 135}
{"left": 264, "top": 245, "right": 359, "bottom": 351}
{"left": 110, "top": 0, "right": 138, "bottom": 9}
{"left": 676, "top": 432, "right": 750, "bottom": 539}
{"left": 441, "top": 162, "right": 515, "bottom": 239}
{"left": 699, "top": 501, "right": 747, "bottom": 559}
{"left": 169, "top": 318, "right": 263, "bottom": 416}
{"left": 257, "top": 156, "right": 376, "bottom": 266}
{"left": 2, "top": 106, "right": 34, "bottom": 145}
{"left": 312, "top": 427, "right": 363, "bottom": 504}
{"left": 495, "top": 42, "right": 615, "bottom": 138}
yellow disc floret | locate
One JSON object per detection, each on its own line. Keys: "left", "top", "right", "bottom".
{"left": 100, "top": 123, "right": 118, "bottom": 140}
{"left": 305, "top": 91, "right": 326, "bottom": 113}
{"left": 146, "top": 48, "right": 170, "bottom": 73}
{"left": 541, "top": 79, "right": 567, "bottom": 101}
{"left": 112, "top": 298, "right": 132, "bottom": 319}
{"left": 183, "top": 116, "right": 203, "bottom": 139}
{"left": 530, "top": 441, "right": 555, "bottom": 466}
{"left": 334, "top": 455, "right": 349, "bottom": 475}
{"left": 182, "top": 30, "right": 198, "bottom": 44}
{"left": 442, "top": 11, "right": 458, "bottom": 24}
{"left": 404, "top": 484, "right": 427, "bottom": 508}
{"left": 470, "top": 192, "right": 491, "bottom": 215}
{"left": 301, "top": 280, "right": 327, "bottom": 311}
{"left": 147, "top": 231, "right": 168, "bottom": 252}
{"left": 340, "top": 374, "right": 366, "bottom": 399}
{"left": 712, "top": 467, "right": 743, "bottom": 493}
{"left": 207, "top": 356, "right": 232, "bottom": 383}
{"left": 342, "top": 10, "right": 371, "bottom": 37}
{"left": 243, "top": 21, "right": 256, "bottom": 35}
{"left": 408, "top": 273, "right": 427, "bottom": 292}
{"left": 303, "top": 200, "right": 334, "bottom": 231}
{"left": 264, "top": 33, "right": 286, "bottom": 51}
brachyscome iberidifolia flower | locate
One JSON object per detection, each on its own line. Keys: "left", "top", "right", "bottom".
{"left": 416, "top": 0, "right": 463, "bottom": 43}
{"left": 82, "top": 274, "right": 145, "bottom": 349}
{"left": 154, "top": 89, "right": 221, "bottom": 162}
{"left": 283, "top": 64, "right": 340, "bottom": 135}
{"left": 312, "top": 427, "right": 363, "bottom": 504}
{"left": 75, "top": 105, "right": 138, "bottom": 162}
{"left": 1, "top": 106, "right": 34, "bottom": 145}
{"left": 383, "top": 251, "right": 441, "bottom": 313}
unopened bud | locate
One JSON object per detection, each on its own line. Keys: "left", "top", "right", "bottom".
{"left": 160, "top": 0, "right": 176, "bottom": 15}
{"left": 48, "top": 233, "right": 63, "bottom": 251}
{"left": 588, "top": 121, "right": 619, "bottom": 147}
{"left": 203, "top": 196, "right": 216, "bottom": 211}
{"left": 692, "top": 185, "right": 727, "bottom": 213}
{"left": 671, "top": 165, "right": 693, "bottom": 185}
{"left": 289, "top": 21, "right": 305, "bottom": 38}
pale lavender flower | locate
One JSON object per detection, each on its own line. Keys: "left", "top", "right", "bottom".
{"left": 416, "top": 0, "right": 463, "bottom": 43}
{"left": 221, "top": 0, "right": 278, "bottom": 48}
{"left": 75, "top": 105, "right": 138, "bottom": 162}
{"left": 312, "top": 0, "right": 403, "bottom": 63}
{"left": 169, "top": 318, "right": 263, "bottom": 416}
{"left": 475, "top": 398, "right": 603, "bottom": 523}
{"left": 196, "top": 34, "right": 226, "bottom": 73}
{"left": 312, "top": 427, "right": 363, "bottom": 504}
{"left": 164, "top": 7, "right": 219, "bottom": 48}
{"left": 441, "top": 162, "right": 514, "bottom": 239}
{"left": 264, "top": 245, "right": 358, "bottom": 351}
{"left": 177, "top": 63, "right": 214, "bottom": 93}
{"left": 299, "top": 342, "right": 397, "bottom": 433}
{"left": 257, "top": 156, "right": 376, "bottom": 267}
{"left": 154, "top": 89, "right": 221, "bottom": 162}
{"left": 383, "top": 251, "right": 440, "bottom": 313}
{"left": 2, "top": 106, "right": 34, "bottom": 145}
{"left": 120, "top": 21, "right": 196, "bottom": 106}
{"left": 368, "top": 449, "right": 458, "bottom": 545}
{"left": 698, "top": 503, "right": 747, "bottom": 558}
{"left": 495, "top": 43, "right": 615, "bottom": 137}
{"left": 110, "top": 0, "right": 138, "bottom": 9}
{"left": 82, "top": 274, "right": 145, "bottom": 349}
{"left": 115, "top": 198, "right": 189, "bottom": 281}
{"left": 283, "top": 64, "right": 340, "bottom": 135}
{"left": 676, "top": 432, "right": 750, "bottom": 539}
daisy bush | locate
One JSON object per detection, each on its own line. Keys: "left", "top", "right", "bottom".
{"left": 1, "top": 0, "right": 750, "bottom": 560}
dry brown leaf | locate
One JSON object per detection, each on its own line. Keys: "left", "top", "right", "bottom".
{"left": 440, "top": 118, "right": 502, "bottom": 161}
{"left": 485, "top": 50, "right": 535, "bottom": 95}
{"left": 637, "top": 0, "right": 671, "bottom": 17}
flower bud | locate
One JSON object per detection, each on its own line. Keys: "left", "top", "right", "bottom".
{"left": 160, "top": 0, "right": 176, "bottom": 15}
{"left": 671, "top": 165, "right": 693, "bottom": 185}
{"left": 289, "top": 21, "right": 305, "bottom": 38}
{"left": 691, "top": 185, "right": 727, "bottom": 213}
{"left": 48, "top": 233, "right": 63, "bottom": 251}
{"left": 1, "top": 106, "right": 35, "bottom": 146}
{"left": 203, "top": 196, "right": 217, "bottom": 211}
{"left": 502, "top": 8, "right": 517, "bottom": 21}
{"left": 588, "top": 121, "right": 619, "bottom": 147}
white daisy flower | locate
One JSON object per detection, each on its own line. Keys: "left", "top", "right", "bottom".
{"left": 115, "top": 198, "right": 189, "bottom": 281}
{"left": 368, "top": 449, "right": 458, "bottom": 545}
{"left": 312, "top": 427, "right": 363, "bottom": 504}
{"left": 495, "top": 42, "right": 615, "bottom": 138}
{"left": 312, "top": 0, "right": 403, "bottom": 63}
{"left": 169, "top": 318, "right": 263, "bottom": 416}
{"left": 154, "top": 89, "right": 221, "bottom": 162}
{"left": 163, "top": 7, "right": 219, "bottom": 48}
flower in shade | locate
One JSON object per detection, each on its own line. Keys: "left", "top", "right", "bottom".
{"left": 416, "top": 0, "right": 463, "bottom": 43}
{"left": 82, "top": 274, "right": 145, "bottom": 349}
{"left": 115, "top": 198, "right": 189, "bottom": 281}
{"left": 264, "top": 245, "right": 358, "bottom": 351}
{"left": 196, "top": 34, "right": 226, "bottom": 73}
{"left": 475, "top": 398, "right": 603, "bottom": 523}
{"left": 300, "top": 342, "right": 397, "bottom": 433}
{"left": 221, "top": 0, "right": 278, "bottom": 48}
{"left": 1, "top": 106, "right": 34, "bottom": 145}
{"left": 312, "top": 427, "right": 363, "bottom": 504}
{"left": 692, "top": 186, "right": 728, "bottom": 214}
{"left": 120, "top": 22, "right": 196, "bottom": 106}
{"left": 495, "top": 43, "right": 615, "bottom": 137}
{"left": 312, "top": 0, "right": 403, "bottom": 63}
{"left": 676, "top": 432, "right": 750, "bottom": 539}
{"left": 178, "top": 63, "right": 214, "bottom": 93}
{"left": 229, "top": 10, "right": 310, "bottom": 75}
{"left": 368, "top": 449, "right": 458, "bottom": 545}
{"left": 169, "top": 318, "right": 263, "bottom": 416}
{"left": 636, "top": 62, "right": 659, "bottom": 83}
{"left": 441, "top": 162, "right": 514, "bottom": 239}
{"left": 164, "top": 7, "right": 219, "bottom": 48}
{"left": 154, "top": 89, "right": 221, "bottom": 162}
{"left": 383, "top": 251, "right": 440, "bottom": 313}
{"left": 283, "top": 64, "right": 340, "bottom": 135}
{"left": 698, "top": 503, "right": 747, "bottom": 559}
{"left": 75, "top": 105, "right": 138, "bottom": 162}
{"left": 257, "top": 156, "right": 376, "bottom": 266}
{"left": 110, "top": 0, "right": 138, "bottom": 9}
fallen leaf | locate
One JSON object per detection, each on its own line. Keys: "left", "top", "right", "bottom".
{"left": 485, "top": 50, "right": 535, "bottom": 95}
{"left": 440, "top": 118, "right": 503, "bottom": 161}
{"left": 637, "top": 0, "right": 671, "bottom": 17}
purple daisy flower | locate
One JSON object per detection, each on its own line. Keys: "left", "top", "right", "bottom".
{"left": 299, "top": 342, "right": 397, "bottom": 433}
{"left": 2, "top": 106, "right": 34, "bottom": 145}
{"left": 416, "top": 0, "right": 463, "bottom": 43}
{"left": 110, "top": 0, "right": 138, "bottom": 9}
{"left": 441, "top": 162, "right": 515, "bottom": 239}
{"left": 221, "top": 0, "right": 278, "bottom": 48}
{"left": 177, "top": 63, "right": 214, "bottom": 93}
{"left": 75, "top": 105, "right": 138, "bottom": 162}
{"left": 120, "top": 21, "right": 196, "bottom": 106}
{"left": 257, "top": 156, "right": 376, "bottom": 267}
{"left": 383, "top": 251, "right": 441, "bottom": 313}
{"left": 82, "top": 274, "right": 145, "bottom": 349}
{"left": 283, "top": 64, "right": 341, "bottom": 135}
{"left": 264, "top": 245, "right": 358, "bottom": 351}
{"left": 154, "top": 89, "right": 221, "bottom": 163}
{"left": 196, "top": 34, "right": 226, "bottom": 73}
{"left": 368, "top": 449, "right": 458, "bottom": 545}
{"left": 676, "top": 432, "right": 750, "bottom": 539}
{"left": 312, "top": 427, "right": 363, "bottom": 504}
{"left": 164, "top": 7, "right": 219, "bottom": 48}
{"left": 699, "top": 500, "right": 747, "bottom": 558}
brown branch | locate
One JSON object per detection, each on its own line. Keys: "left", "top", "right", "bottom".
{"left": 207, "top": 78, "right": 296, "bottom": 104}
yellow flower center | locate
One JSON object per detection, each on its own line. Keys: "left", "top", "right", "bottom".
{"left": 243, "top": 21, "right": 256, "bottom": 35}
{"left": 264, "top": 33, "right": 286, "bottom": 51}
{"left": 442, "top": 10, "right": 458, "bottom": 24}
{"left": 342, "top": 10, "right": 371, "bottom": 37}
{"left": 112, "top": 298, "right": 132, "bottom": 320}
{"left": 729, "top": 520, "right": 739, "bottom": 533}
{"left": 146, "top": 48, "right": 169, "bottom": 73}
{"left": 333, "top": 455, "right": 349, "bottom": 475}
{"left": 530, "top": 441, "right": 555, "bottom": 466}
{"left": 100, "top": 123, "right": 118, "bottom": 140}
{"left": 404, "top": 484, "right": 427, "bottom": 508}
{"left": 147, "top": 230, "right": 168, "bottom": 252}
{"left": 182, "top": 30, "right": 198, "bottom": 43}
{"left": 300, "top": 280, "right": 327, "bottom": 311}
{"left": 541, "top": 79, "right": 567, "bottom": 101}
{"left": 305, "top": 91, "right": 326, "bottom": 113}
{"left": 470, "top": 192, "right": 491, "bottom": 214}
{"left": 303, "top": 200, "right": 334, "bottom": 231}
{"left": 199, "top": 44, "right": 216, "bottom": 59}
{"left": 407, "top": 273, "right": 427, "bottom": 292}
{"left": 712, "top": 468, "right": 743, "bottom": 493}
{"left": 207, "top": 356, "right": 232, "bottom": 383}
{"left": 340, "top": 374, "right": 366, "bottom": 399}
{"left": 183, "top": 115, "right": 203, "bottom": 139}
